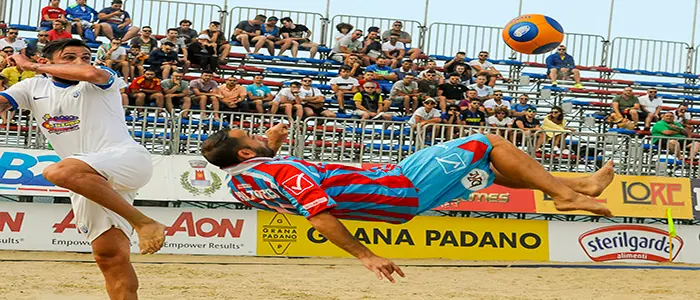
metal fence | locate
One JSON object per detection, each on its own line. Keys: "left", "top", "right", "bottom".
{"left": 330, "top": 15, "right": 424, "bottom": 48}
{"left": 609, "top": 37, "right": 691, "bottom": 74}
{"left": 520, "top": 33, "right": 606, "bottom": 67}
{"left": 228, "top": 7, "right": 326, "bottom": 45}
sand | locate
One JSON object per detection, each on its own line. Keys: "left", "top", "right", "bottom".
{"left": 0, "top": 250, "right": 697, "bottom": 300}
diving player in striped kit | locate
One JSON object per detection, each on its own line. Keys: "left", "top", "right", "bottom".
{"left": 202, "top": 123, "right": 615, "bottom": 283}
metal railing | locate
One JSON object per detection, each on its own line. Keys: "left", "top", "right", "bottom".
{"left": 520, "top": 33, "right": 606, "bottom": 67}
{"left": 228, "top": 7, "right": 326, "bottom": 45}
{"left": 330, "top": 15, "right": 423, "bottom": 48}
{"left": 609, "top": 37, "right": 690, "bottom": 74}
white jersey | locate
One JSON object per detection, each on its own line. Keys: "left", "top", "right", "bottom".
{"left": 0, "top": 67, "right": 141, "bottom": 158}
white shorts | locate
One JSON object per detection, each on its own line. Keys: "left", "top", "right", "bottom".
{"left": 68, "top": 145, "right": 153, "bottom": 242}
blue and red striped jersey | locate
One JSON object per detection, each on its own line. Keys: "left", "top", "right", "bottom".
{"left": 223, "top": 156, "right": 420, "bottom": 224}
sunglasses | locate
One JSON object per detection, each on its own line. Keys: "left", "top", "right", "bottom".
{"left": 3, "top": 50, "right": 13, "bottom": 53}
{"left": 302, "top": 80, "right": 312, "bottom": 82}
{"left": 7, "top": 32, "right": 18, "bottom": 35}
{"left": 494, "top": 94, "right": 503, "bottom": 97}
{"left": 425, "top": 102, "right": 435, "bottom": 105}
{"left": 393, "top": 24, "right": 402, "bottom": 27}
{"left": 364, "top": 87, "right": 376, "bottom": 89}
{"left": 558, "top": 48, "right": 566, "bottom": 51}
{"left": 551, "top": 111, "right": 561, "bottom": 114}
{"left": 143, "top": 30, "right": 152, "bottom": 33}
{"left": 38, "top": 34, "right": 49, "bottom": 37}
{"left": 479, "top": 55, "right": 488, "bottom": 57}
{"left": 526, "top": 110, "right": 536, "bottom": 113}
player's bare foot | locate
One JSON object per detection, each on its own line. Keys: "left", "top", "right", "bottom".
{"left": 581, "top": 161, "right": 615, "bottom": 197}
{"left": 135, "top": 220, "right": 166, "bottom": 254}
{"left": 553, "top": 192, "right": 613, "bottom": 217}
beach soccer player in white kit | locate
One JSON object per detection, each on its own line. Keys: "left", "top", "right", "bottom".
{"left": 0, "top": 39, "right": 166, "bottom": 300}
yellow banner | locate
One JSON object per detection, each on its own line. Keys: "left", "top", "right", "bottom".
{"left": 257, "top": 211, "right": 549, "bottom": 261}
{"left": 535, "top": 173, "right": 693, "bottom": 219}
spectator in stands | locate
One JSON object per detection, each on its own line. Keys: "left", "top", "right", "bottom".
{"left": 362, "top": 27, "right": 383, "bottom": 65}
{"left": 48, "top": 20, "right": 73, "bottom": 41}
{"left": 444, "top": 51, "right": 467, "bottom": 74}
{"left": 461, "top": 98, "right": 486, "bottom": 127}
{"left": 343, "top": 54, "right": 364, "bottom": 77}
{"left": 483, "top": 90, "right": 511, "bottom": 116}
{"left": 468, "top": 74, "right": 494, "bottom": 101}
{"left": 353, "top": 82, "right": 393, "bottom": 120}
{"left": 511, "top": 94, "right": 535, "bottom": 117}
{"left": 161, "top": 71, "right": 192, "bottom": 116}
{"left": 97, "top": 0, "right": 140, "bottom": 42}
{"left": 358, "top": 71, "right": 378, "bottom": 92}
{"left": 541, "top": 106, "right": 575, "bottom": 155}
{"left": 0, "top": 28, "right": 27, "bottom": 55}
{"left": 441, "top": 104, "right": 464, "bottom": 125}
{"left": 514, "top": 107, "right": 546, "bottom": 151}
{"left": 0, "top": 52, "right": 8, "bottom": 71}
{"left": 272, "top": 82, "right": 302, "bottom": 120}
{"left": 201, "top": 21, "right": 230, "bottom": 62}
{"left": 178, "top": 19, "right": 198, "bottom": 44}
{"left": 437, "top": 73, "right": 468, "bottom": 112}
{"left": 41, "top": 0, "right": 70, "bottom": 32}
{"left": 66, "top": 0, "right": 99, "bottom": 39}
{"left": 638, "top": 87, "right": 663, "bottom": 131}
{"left": 190, "top": 71, "right": 221, "bottom": 120}
{"left": 130, "top": 26, "right": 157, "bottom": 58}
{"left": 469, "top": 51, "right": 506, "bottom": 88}
{"left": 146, "top": 41, "right": 178, "bottom": 79}
{"left": 216, "top": 76, "right": 246, "bottom": 113}
{"left": 418, "top": 70, "right": 439, "bottom": 100}
{"left": 407, "top": 98, "right": 441, "bottom": 128}
{"left": 652, "top": 111, "right": 700, "bottom": 160}
{"left": 127, "top": 45, "right": 147, "bottom": 80}
{"left": 675, "top": 103, "right": 691, "bottom": 129}
{"left": 453, "top": 64, "right": 472, "bottom": 85}
{"left": 188, "top": 34, "right": 219, "bottom": 73}
{"left": 393, "top": 60, "right": 417, "bottom": 80}
{"left": 128, "top": 69, "right": 164, "bottom": 108}
{"left": 546, "top": 45, "right": 583, "bottom": 88}
{"left": 1, "top": 59, "right": 35, "bottom": 87}
{"left": 390, "top": 73, "right": 419, "bottom": 115}
{"left": 419, "top": 60, "right": 445, "bottom": 85}
{"left": 279, "top": 17, "right": 319, "bottom": 59}
{"left": 245, "top": 74, "right": 274, "bottom": 114}
{"left": 95, "top": 39, "right": 128, "bottom": 80}
{"left": 329, "top": 66, "right": 359, "bottom": 114}
{"left": 458, "top": 89, "right": 481, "bottom": 112}
{"left": 232, "top": 15, "right": 266, "bottom": 55}
{"left": 382, "top": 32, "right": 405, "bottom": 68}
{"left": 260, "top": 17, "right": 283, "bottom": 56}
{"left": 612, "top": 86, "right": 645, "bottom": 130}
{"left": 0, "top": 74, "right": 9, "bottom": 124}
{"left": 335, "top": 23, "right": 354, "bottom": 41}
{"left": 161, "top": 28, "right": 191, "bottom": 74}
{"left": 329, "top": 29, "right": 366, "bottom": 64}
{"left": 381, "top": 20, "right": 422, "bottom": 61}
{"left": 366, "top": 57, "right": 397, "bottom": 81}
{"left": 0, "top": 74, "right": 7, "bottom": 91}
{"left": 487, "top": 106, "right": 513, "bottom": 128}
{"left": 27, "top": 31, "right": 49, "bottom": 54}
{"left": 299, "top": 76, "right": 334, "bottom": 118}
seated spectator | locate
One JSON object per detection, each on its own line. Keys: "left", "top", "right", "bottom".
{"left": 418, "top": 70, "right": 439, "bottom": 100}
{"left": 483, "top": 90, "right": 511, "bottom": 116}
{"left": 0, "top": 50, "right": 8, "bottom": 70}
{"left": 1, "top": 63, "right": 36, "bottom": 87}
{"left": 272, "top": 82, "right": 301, "bottom": 120}
{"left": 393, "top": 60, "right": 417, "bottom": 80}
{"left": 444, "top": 51, "right": 467, "bottom": 74}
{"left": 130, "top": 26, "right": 157, "bottom": 60}
{"left": 437, "top": 73, "right": 468, "bottom": 111}
{"left": 0, "top": 74, "right": 7, "bottom": 91}
{"left": 66, "top": 0, "right": 99, "bottom": 39}
{"left": 441, "top": 104, "right": 464, "bottom": 125}
{"left": 160, "top": 28, "right": 191, "bottom": 74}
{"left": 244, "top": 74, "right": 274, "bottom": 114}
{"left": 279, "top": 17, "right": 319, "bottom": 58}
{"left": 27, "top": 31, "right": 49, "bottom": 54}
{"left": 177, "top": 19, "right": 198, "bottom": 44}
{"left": 612, "top": 87, "right": 645, "bottom": 129}
{"left": 0, "top": 28, "right": 27, "bottom": 55}
{"left": 48, "top": 20, "right": 73, "bottom": 41}
{"left": 353, "top": 82, "right": 393, "bottom": 120}
{"left": 418, "top": 60, "right": 444, "bottom": 84}
{"left": 366, "top": 57, "right": 397, "bottom": 81}
{"left": 335, "top": 23, "right": 354, "bottom": 41}
{"left": 259, "top": 16, "right": 282, "bottom": 56}
{"left": 188, "top": 34, "right": 219, "bottom": 73}
{"left": 41, "top": 0, "right": 70, "bottom": 32}
{"left": 453, "top": 64, "right": 472, "bottom": 85}
{"left": 329, "top": 66, "right": 359, "bottom": 114}
{"left": 468, "top": 74, "right": 494, "bottom": 101}
{"left": 458, "top": 89, "right": 478, "bottom": 111}
{"left": 362, "top": 27, "right": 383, "bottom": 65}
{"left": 514, "top": 107, "right": 546, "bottom": 151}
{"left": 201, "top": 21, "right": 230, "bottom": 62}
{"left": 95, "top": 39, "right": 128, "bottom": 80}
{"left": 652, "top": 111, "right": 700, "bottom": 160}
{"left": 487, "top": 106, "right": 513, "bottom": 127}
{"left": 161, "top": 71, "right": 192, "bottom": 117}
{"left": 216, "top": 76, "right": 247, "bottom": 113}
{"left": 460, "top": 98, "right": 486, "bottom": 127}
{"left": 511, "top": 94, "right": 536, "bottom": 117}
{"left": 638, "top": 87, "right": 662, "bottom": 131}
{"left": 343, "top": 54, "right": 365, "bottom": 77}
{"left": 329, "top": 29, "right": 367, "bottom": 64}
{"left": 469, "top": 51, "right": 506, "bottom": 88}
{"left": 97, "top": 0, "right": 140, "bottom": 42}
{"left": 546, "top": 45, "right": 583, "bottom": 88}
{"left": 189, "top": 71, "right": 221, "bottom": 119}
{"left": 674, "top": 103, "right": 691, "bottom": 130}
{"left": 381, "top": 21, "right": 422, "bottom": 61}
{"left": 541, "top": 106, "right": 575, "bottom": 155}
{"left": 299, "top": 76, "right": 334, "bottom": 118}
{"left": 390, "top": 73, "right": 420, "bottom": 115}
{"left": 127, "top": 45, "right": 147, "bottom": 80}
{"left": 382, "top": 32, "right": 405, "bottom": 68}
{"left": 0, "top": 73, "right": 11, "bottom": 124}
{"left": 146, "top": 41, "right": 178, "bottom": 79}
{"left": 358, "top": 70, "right": 378, "bottom": 92}
{"left": 128, "top": 70, "right": 164, "bottom": 108}
{"left": 407, "top": 98, "right": 441, "bottom": 128}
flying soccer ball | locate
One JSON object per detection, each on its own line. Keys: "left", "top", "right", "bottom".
{"left": 502, "top": 14, "right": 564, "bottom": 55}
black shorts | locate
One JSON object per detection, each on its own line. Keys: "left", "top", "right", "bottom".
{"left": 239, "top": 101, "right": 273, "bottom": 112}
{"left": 303, "top": 104, "right": 327, "bottom": 116}
{"left": 622, "top": 108, "right": 648, "bottom": 120}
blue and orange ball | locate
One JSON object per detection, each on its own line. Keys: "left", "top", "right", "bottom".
{"left": 502, "top": 14, "right": 564, "bottom": 55}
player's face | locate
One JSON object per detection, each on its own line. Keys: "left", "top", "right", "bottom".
{"left": 51, "top": 46, "right": 92, "bottom": 65}
{"left": 228, "top": 129, "right": 276, "bottom": 159}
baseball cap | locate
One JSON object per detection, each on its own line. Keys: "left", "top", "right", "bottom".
{"left": 197, "top": 34, "right": 210, "bottom": 40}
{"left": 423, "top": 97, "right": 437, "bottom": 104}
{"left": 268, "top": 16, "right": 279, "bottom": 22}
{"left": 525, "top": 107, "right": 537, "bottom": 112}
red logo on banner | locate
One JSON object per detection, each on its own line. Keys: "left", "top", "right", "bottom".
{"left": 434, "top": 184, "right": 536, "bottom": 213}
{"left": 165, "top": 212, "right": 245, "bottom": 238}
{"left": 0, "top": 212, "right": 24, "bottom": 232}
{"left": 53, "top": 210, "right": 76, "bottom": 233}
{"left": 578, "top": 225, "right": 684, "bottom": 262}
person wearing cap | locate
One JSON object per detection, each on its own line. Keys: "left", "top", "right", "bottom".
{"left": 408, "top": 97, "right": 441, "bottom": 128}
{"left": 233, "top": 14, "right": 266, "bottom": 55}
{"left": 353, "top": 82, "right": 393, "bottom": 120}
{"left": 514, "top": 107, "right": 546, "bottom": 151}
{"left": 187, "top": 34, "right": 219, "bottom": 73}
{"left": 160, "top": 28, "right": 191, "bottom": 74}
{"left": 146, "top": 41, "right": 179, "bottom": 79}
{"left": 96, "top": 0, "right": 140, "bottom": 42}
{"left": 279, "top": 17, "right": 319, "bottom": 58}
{"left": 201, "top": 21, "right": 231, "bottom": 62}
{"left": 258, "top": 16, "right": 281, "bottom": 56}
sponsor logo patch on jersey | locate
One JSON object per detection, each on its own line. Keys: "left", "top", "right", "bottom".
{"left": 42, "top": 113, "right": 80, "bottom": 134}
{"left": 461, "top": 168, "right": 489, "bottom": 191}
{"left": 281, "top": 173, "right": 314, "bottom": 196}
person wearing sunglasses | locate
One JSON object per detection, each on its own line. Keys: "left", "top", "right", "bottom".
{"left": 541, "top": 106, "right": 575, "bottom": 155}
{"left": 299, "top": 76, "right": 335, "bottom": 118}
{"left": 469, "top": 51, "right": 505, "bottom": 88}
{"left": 545, "top": 44, "right": 583, "bottom": 88}
{"left": 638, "top": 87, "right": 663, "bottom": 131}
{"left": 353, "top": 82, "right": 393, "bottom": 120}
{"left": 96, "top": 0, "right": 141, "bottom": 42}
{"left": 26, "top": 31, "right": 50, "bottom": 55}
{"left": 483, "top": 90, "right": 511, "bottom": 116}
{"left": 380, "top": 20, "right": 423, "bottom": 61}
{"left": 514, "top": 107, "right": 546, "bottom": 151}
{"left": 674, "top": 103, "right": 692, "bottom": 130}
{"left": 0, "top": 28, "right": 27, "bottom": 56}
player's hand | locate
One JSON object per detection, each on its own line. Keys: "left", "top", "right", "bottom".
{"left": 8, "top": 54, "right": 33, "bottom": 70}
{"left": 359, "top": 255, "right": 405, "bottom": 283}
{"left": 266, "top": 123, "right": 289, "bottom": 141}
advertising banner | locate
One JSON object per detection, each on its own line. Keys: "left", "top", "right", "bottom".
{"left": 535, "top": 173, "right": 693, "bottom": 219}
{"left": 0, "top": 202, "right": 256, "bottom": 255}
{"left": 168, "top": 155, "right": 233, "bottom": 201}
{"left": 257, "top": 211, "right": 549, "bottom": 261}
{"left": 690, "top": 179, "right": 700, "bottom": 220}
{"left": 434, "top": 184, "right": 536, "bottom": 213}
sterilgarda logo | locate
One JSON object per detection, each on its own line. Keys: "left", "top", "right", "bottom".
{"left": 261, "top": 213, "right": 297, "bottom": 255}
{"left": 180, "top": 160, "right": 222, "bottom": 196}
{"left": 578, "top": 225, "right": 683, "bottom": 262}
{"left": 42, "top": 113, "right": 80, "bottom": 135}
{"left": 513, "top": 25, "right": 531, "bottom": 38}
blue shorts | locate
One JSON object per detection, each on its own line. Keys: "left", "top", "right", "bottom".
{"left": 106, "top": 23, "right": 130, "bottom": 38}
{"left": 398, "top": 134, "right": 495, "bottom": 213}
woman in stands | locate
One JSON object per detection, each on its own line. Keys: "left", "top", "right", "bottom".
{"left": 335, "top": 23, "right": 354, "bottom": 41}
{"left": 541, "top": 106, "right": 576, "bottom": 155}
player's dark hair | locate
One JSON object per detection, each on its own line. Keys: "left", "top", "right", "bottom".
{"left": 42, "top": 38, "right": 90, "bottom": 60}
{"left": 202, "top": 128, "right": 245, "bottom": 168}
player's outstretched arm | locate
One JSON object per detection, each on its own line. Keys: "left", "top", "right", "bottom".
{"left": 11, "top": 54, "right": 111, "bottom": 86}
{"left": 265, "top": 123, "right": 288, "bottom": 154}
{"left": 308, "top": 211, "right": 405, "bottom": 283}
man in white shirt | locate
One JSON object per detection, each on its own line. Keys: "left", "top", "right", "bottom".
{"left": 329, "top": 66, "right": 359, "bottom": 114}
{"left": 0, "top": 28, "right": 27, "bottom": 55}
{"left": 482, "top": 90, "right": 511, "bottom": 116}
{"left": 272, "top": 81, "right": 302, "bottom": 119}
{"left": 408, "top": 97, "right": 441, "bottom": 128}
{"left": 674, "top": 103, "right": 692, "bottom": 129}
{"left": 299, "top": 76, "right": 334, "bottom": 118}
{"left": 468, "top": 74, "right": 494, "bottom": 101}
{"left": 469, "top": 51, "right": 503, "bottom": 87}
{"left": 381, "top": 32, "right": 405, "bottom": 68}
{"left": 0, "top": 39, "right": 165, "bottom": 299}
{"left": 638, "top": 87, "right": 663, "bottom": 130}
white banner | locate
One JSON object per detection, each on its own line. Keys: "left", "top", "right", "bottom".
{"left": 0, "top": 202, "right": 257, "bottom": 255}
{"left": 549, "top": 221, "right": 700, "bottom": 264}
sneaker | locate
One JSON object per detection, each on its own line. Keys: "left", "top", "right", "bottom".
{"left": 553, "top": 146, "right": 561, "bottom": 154}
{"left": 573, "top": 83, "right": 584, "bottom": 88}
{"left": 551, "top": 81, "right": 558, "bottom": 86}
{"left": 561, "top": 149, "right": 571, "bottom": 155}
{"left": 372, "top": 112, "right": 385, "bottom": 120}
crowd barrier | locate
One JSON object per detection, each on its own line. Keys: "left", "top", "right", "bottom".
{"left": 2, "top": 202, "right": 700, "bottom": 264}
{"left": 228, "top": 7, "right": 326, "bottom": 46}
{"left": 330, "top": 15, "right": 424, "bottom": 49}
{"left": 609, "top": 37, "right": 691, "bottom": 74}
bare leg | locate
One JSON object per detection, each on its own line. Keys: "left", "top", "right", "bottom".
{"left": 92, "top": 228, "right": 138, "bottom": 300}
{"left": 486, "top": 134, "right": 613, "bottom": 216}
